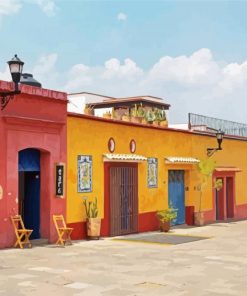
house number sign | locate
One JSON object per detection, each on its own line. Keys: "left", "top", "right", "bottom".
{"left": 55, "top": 163, "right": 65, "bottom": 197}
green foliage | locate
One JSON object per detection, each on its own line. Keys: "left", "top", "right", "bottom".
{"left": 145, "top": 110, "right": 156, "bottom": 122}
{"left": 131, "top": 104, "right": 138, "bottom": 117}
{"left": 83, "top": 197, "right": 98, "bottom": 218}
{"left": 156, "top": 207, "right": 177, "bottom": 223}
{"left": 198, "top": 159, "right": 216, "bottom": 176}
{"left": 131, "top": 104, "right": 145, "bottom": 118}
{"left": 137, "top": 103, "right": 145, "bottom": 118}
{"left": 214, "top": 179, "right": 223, "bottom": 191}
{"left": 153, "top": 108, "right": 166, "bottom": 122}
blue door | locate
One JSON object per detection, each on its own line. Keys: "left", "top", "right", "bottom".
{"left": 18, "top": 149, "right": 40, "bottom": 239}
{"left": 168, "top": 170, "right": 185, "bottom": 225}
{"left": 24, "top": 172, "right": 40, "bottom": 239}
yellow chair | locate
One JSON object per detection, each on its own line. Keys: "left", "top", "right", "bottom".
{"left": 10, "top": 215, "right": 33, "bottom": 249}
{"left": 53, "top": 215, "right": 73, "bottom": 246}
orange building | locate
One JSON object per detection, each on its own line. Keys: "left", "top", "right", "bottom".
{"left": 66, "top": 96, "right": 247, "bottom": 239}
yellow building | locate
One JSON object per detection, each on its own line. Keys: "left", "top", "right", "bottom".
{"left": 66, "top": 97, "right": 246, "bottom": 239}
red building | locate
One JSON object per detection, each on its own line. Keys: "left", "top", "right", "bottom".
{"left": 0, "top": 80, "right": 67, "bottom": 248}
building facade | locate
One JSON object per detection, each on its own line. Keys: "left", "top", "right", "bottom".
{"left": 0, "top": 80, "right": 247, "bottom": 247}
{"left": 0, "top": 81, "right": 67, "bottom": 248}
{"left": 66, "top": 113, "right": 247, "bottom": 239}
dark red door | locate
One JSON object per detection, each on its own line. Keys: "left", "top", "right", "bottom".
{"left": 216, "top": 178, "right": 224, "bottom": 220}
{"left": 226, "top": 177, "right": 234, "bottom": 218}
{"left": 109, "top": 165, "right": 138, "bottom": 236}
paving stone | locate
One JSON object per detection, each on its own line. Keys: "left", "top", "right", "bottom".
{"left": 1, "top": 221, "right": 247, "bottom": 295}
{"left": 9, "top": 273, "right": 37, "bottom": 279}
{"left": 64, "top": 282, "right": 92, "bottom": 289}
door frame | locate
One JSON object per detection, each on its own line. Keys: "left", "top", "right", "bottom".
{"left": 103, "top": 162, "right": 138, "bottom": 237}
{"left": 168, "top": 170, "right": 185, "bottom": 225}
{"left": 18, "top": 148, "right": 41, "bottom": 239}
{"left": 213, "top": 171, "right": 236, "bottom": 221}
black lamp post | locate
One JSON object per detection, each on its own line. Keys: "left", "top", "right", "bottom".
{"left": 207, "top": 129, "right": 224, "bottom": 157}
{"left": 0, "top": 54, "right": 24, "bottom": 110}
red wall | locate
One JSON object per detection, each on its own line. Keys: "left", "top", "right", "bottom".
{"left": 0, "top": 81, "right": 67, "bottom": 248}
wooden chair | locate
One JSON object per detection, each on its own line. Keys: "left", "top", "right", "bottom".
{"left": 10, "top": 215, "right": 33, "bottom": 249}
{"left": 53, "top": 215, "right": 73, "bottom": 246}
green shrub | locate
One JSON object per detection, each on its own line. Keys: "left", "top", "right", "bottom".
{"left": 156, "top": 207, "right": 177, "bottom": 223}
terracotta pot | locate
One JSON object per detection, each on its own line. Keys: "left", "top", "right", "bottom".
{"left": 153, "top": 121, "right": 160, "bottom": 126}
{"left": 103, "top": 113, "right": 111, "bottom": 119}
{"left": 194, "top": 212, "right": 204, "bottom": 226}
{"left": 122, "top": 115, "right": 130, "bottom": 122}
{"left": 131, "top": 116, "right": 142, "bottom": 124}
{"left": 86, "top": 218, "right": 101, "bottom": 239}
{"left": 160, "top": 120, "right": 168, "bottom": 127}
{"left": 160, "top": 221, "right": 170, "bottom": 232}
{"left": 84, "top": 108, "right": 93, "bottom": 115}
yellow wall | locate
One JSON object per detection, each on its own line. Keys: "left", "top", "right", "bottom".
{"left": 67, "top": 115, "right": 247, "bottom": 223}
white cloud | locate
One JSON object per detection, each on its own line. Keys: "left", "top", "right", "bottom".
{"left": 33, "top": 53, "right": 57, "bottom": 76}
{"left": 31, "top": 0, "right": 56, "bottom": 16}
{"left": 0, "top": 0, "right": 56, "bottom": 19}
{"left": 103, "top": 58, "right": 143, "bottom": 79}
{"left": 21, "top": 49, "right": 247, "bottom": 124}
{"left": 65, "top": 64, "right": 92, "bottom": 91}
{"left": 117, "top": 12, "right": 127, "bottom": 21}
{"left": 0, "top": 0, "right": 22, "bottom": 16}
{"left": 0, "top": 66, "right": 11, "bottom": 81}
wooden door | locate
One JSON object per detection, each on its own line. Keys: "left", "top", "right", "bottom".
{"left": 168, "top": 170, "right": 185, "bottom": 225}
{"left": 226, "top": 177, "right": 234, "bottom": 218}
{"left": 110, "top": 165, "right": 138, "bottom": 236}
{"left": 216, "top": 177, "right": 224, "bottom": 220}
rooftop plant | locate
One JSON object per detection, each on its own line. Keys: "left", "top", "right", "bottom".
{"left": 145, "top": 110, "right": 156, "bottom": 122}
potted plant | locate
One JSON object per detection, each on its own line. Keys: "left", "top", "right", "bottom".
{"left": 83, "top": 196, "right": 101, "bottom": 239}
{"left": 121, "top": 111, "right": 131, "bottom": 122}
{"left": 159, "top": 109, "right": 168, "bottom": 127}
{"left": 153, "top": 108, "right": 162, "bottom": 126}
{"left": 84, "top": 104, "right": 94, "bottom": 115}
{"left": 103, "top": 111, "right": 112, "bottom": 119}
{"left": 111, "top": 108, "right": 121, "bottom": 120}
{"left": 156, "top": 207, "right": 177, "bottom": 232}
{"left": 194, "top": 159, "right": 216, "bottom": 226}
{"left": 131, "top": 104, "right": 143, "bottom": 123}
{"left": 137, "top": 103, "right": 145, "bottom": 120}
{"left": 145, "top": 110, "right": 156, "bottom": 124}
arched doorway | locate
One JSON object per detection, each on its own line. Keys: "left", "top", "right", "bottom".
{"left": 18, "top": 148, "right": 40, "bottom": 239}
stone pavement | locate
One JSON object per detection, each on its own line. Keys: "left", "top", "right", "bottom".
{"left": 1, "top": 220, "right": 247, "bottom": 296}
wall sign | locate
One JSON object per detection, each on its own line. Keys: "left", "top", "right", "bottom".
{"left": 108, "top": 138, "right": 115, "bottom": 153}
{"left": 78, "top": 155, "right": 92, "bottom": 193}
{"left": 130, "top": 139, "right": 136, "bottom": 153}
{"left": 55, "top": 163, "right": 65, "bottom": 197}
{"left": 147, "top": 158, "right": 158, "bottom": 188}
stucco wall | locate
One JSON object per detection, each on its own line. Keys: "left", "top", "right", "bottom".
{"left": 67, "top": 114, "right": 247, "bottom": 230}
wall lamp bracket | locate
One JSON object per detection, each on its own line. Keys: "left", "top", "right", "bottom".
{"left": 206, "top": 129, "right": 224, "bottom": 157}
{"left": 207, "top": 147, "right": 222, "bottom": 157}
{"left": 0, "top": 83, "right": 20, "bottom": 110}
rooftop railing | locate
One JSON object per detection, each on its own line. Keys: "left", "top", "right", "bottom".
{"left": 188, "top": 113, "right": 247, "bottom": 137}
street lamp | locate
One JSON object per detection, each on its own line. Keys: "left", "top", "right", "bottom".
{"left": 0, "top": 54, "right": 24, "bottom": 110}
{"left": 207, "top": 129, "right": 224, "bottom": 157}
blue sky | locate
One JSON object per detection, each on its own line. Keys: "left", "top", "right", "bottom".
{"left": 1, "top": 0, "right": 247, "bottom": 123}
